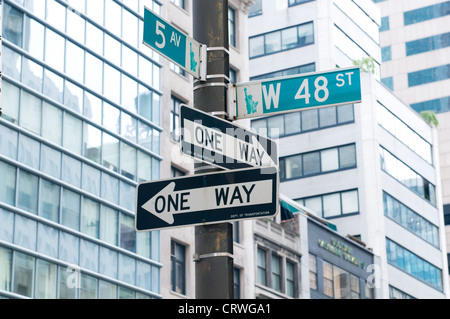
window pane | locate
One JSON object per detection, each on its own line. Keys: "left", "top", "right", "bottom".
{"left": 122, "top": 74, "right": 139, "bottom": 112}
{"left": 18, "top": 134, "right": 40, "bottom": 170}
{"left": 265, "top": 32, "right": 281, "bottom": 54}
{"left": 303, "top": 152, "right": 320, "bottom": 175}
{"left": 122, "top": 44, "right": 138, "bottom": 77}
{"left": 301, "top": 109, "right": 318, "bottom": 131}
{"left": 14, "top": 214, "right": 37, "bottom": 251}
{"left": 84, "top": 124, "right": 102, "bottom": 164}
{"left": 13, "top": 252, "right": 35, "bottom": 298}
{"left": 85, "top": 52, "right": 103, "bottom": 94}
{"left": 298, "top": 22, "right": 314, "bottom": 45}
{"left": 46, "top": 0, "right": 65, "bottom": 31}
{"left": 18, "top": 170, "right": 39, "bottom": 214}
{"left": 62, "top": 188, "right": 81, "bottom": 230}
{"left": 45, "top": 28, "right": 65, "bottom": 72}
{"left": 101, "top": 206, "right": 118, "bottom": 246}
{"left": 24, "top": 16, "right": 44, "bottom": 60}
{"left": 4, "top": 3, "right": 23, "bottom": 47}
{"left": 64, "top": 81, "right": 83, "bottom": 113}
{"left": 249, "top": 36, "right": 264, "bottom": 57}
{"left": 40, "top": 179, "right": 60, "bottom": 222}
{"left": 67, "top": 9, "right": 85, "bottom": 43}
{"left": 85, "top": 22, "right": 103, "bottom": 55}
{"left": 99, "top": 280, "right": 117, "bottom": 299}
{"left": 40, "top": 144, "right": 61, "bottom": 179}
{"left": 43, "top": 70, "right": 64, "bottom": 104}
{"left": 103, "top": 102, "right": 121, "bottom": 134}
{"left": 0, "top": 125, "right": 18, "bottom": 160}
{"left": 82, "top": 164, "right": 101, "bottom": 197}
{"left": 66, "top": 41, "right": 85, "bottom": 83}
{"left": 104, "top": 33, "right": 121, "bottom": 66}
{"left": 61, "top": 154, "right": 81, "bottom": 188}
{"left": 82, "top": 197, "right": 100, "bottom": 238}
{"left": 102, "top": 132, "right": 119, "bottom": 172}
{"left": 104, "top": 64, "right": 121, "bottom": 104}
{"left": 0, "top": 247, "right": 13, "bottom": 291}
{"left": 22, "top": 57, "right": 43, "bottom": 92}
{"left": 323, "top": 193, "right": 341, "bottom": 218}
{"left": 138, "top": 151, "right": 152, "bottom": 182}
{"left": 105, "top": 0, "right": 122, "bottom": 37}
{"left": 337, "top": 104, "right": 354, "bottom": 123}
{"left": 36, "top": 223, "right": 58, "bottom": 258}
{"left": 2, "top": 80, "right": 20, "bottom": 124}
{"left": 120, "top": 213, "right": 136, "bottom": 252}
{"left": 121, "top": 143, "right": 137, "bottom": 180}
{"left": 282, "top": 27, "right": 298, "bottom": 50}
{"left": 20, "top": 91, "right": 42, "bottom": 134}
{"left": 63, "top": 113, "right": 82, "bottom": 155}
{"left": 36, "top": 259, "right": 57, "bottom": 299}
{"left": 80, "top": 274, "right": 98, "bottom": 299}
{"left": 321, "top": 148, "right": 339, "bottom": 172}
{"left": 339, "top": 145, "right": 356, "bottom": 168}
{"left": 121, "top": 112, "right": 137, "bottom": 142}
{"left": 101, "top": 173, "right": 119, "bottom": 205}
{"left": 341, "top": 190, "right": 359, "bottom": 214}
{"left": 285, "top": 155, "right": 302, "bottom": 179}
{"left": 304, "top": 196, "right": 322, "bottom": 217}
{"left": 0, "top": 161, "right": 17, "bottom": 206}
{"left": 285, "top": 112, "right": 301, "bottom": 135}
{"left": 319, "top": 106, "right": 337, "bottom": 127}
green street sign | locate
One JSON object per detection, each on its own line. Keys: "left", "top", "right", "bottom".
{"left": 143, "top": 7, "right": 206, "bottom": 80}
{"left": 228, "top": 67, "right": 362, "bottom": 120}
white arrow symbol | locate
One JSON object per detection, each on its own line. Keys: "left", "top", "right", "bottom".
{"left": 140, "top": 179, "right": 274, "bottom": 225}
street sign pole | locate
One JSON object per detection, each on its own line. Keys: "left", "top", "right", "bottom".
{"left": 193, "top": 0, "right": 233, "bottom": 299}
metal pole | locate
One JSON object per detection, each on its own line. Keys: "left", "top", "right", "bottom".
{"left": 192, "top": 0, "right": 233, "bottom": 299}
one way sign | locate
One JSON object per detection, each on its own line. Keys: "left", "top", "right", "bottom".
{"left": 180, "top": 105, "right": 278, "bottom": 170}
{"left": 135, "top": 167, "right": 278, "bottom": 231}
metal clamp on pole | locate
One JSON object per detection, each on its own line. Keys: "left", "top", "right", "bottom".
{"left": 193, "top": 252, "right": 234, "bottom": 262}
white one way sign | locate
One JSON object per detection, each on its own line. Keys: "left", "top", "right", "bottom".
{"left": 180, "top": 105, "right": 278, "bottom": 170}
{"left": 135, "top": 167, "right": 278, "bottom": 231}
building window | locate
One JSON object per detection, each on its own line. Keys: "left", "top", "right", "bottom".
{"left": 386, "top": 238, "right": 443, "bottom": 291}
{"left": 323, "top": 260, "right": 334, "bottom": 298}
{"left": 171, "top": 166, "right": 186, "bottom": 177}
{"left": 411, "top": 96, "right": 450, "bottom": 114}
{"left": 381, "top": 77, "right": 394, "bottom": 91}
{"left": 251, "top": 103, "right": 353, "bottom": 139}
{"left": 309, "top": 254, "right": 317, "bottom": 290}
{"left": 248, "top": 0, "right": 262, "bottom": 17}
{"left": 297, "top": 189, "right": 359, "bottom": 219}
{"left": 234, "top": 268, "right": 241, "bottom": 299}
{"left": 408, "top": 64, "right": 450, "bottom": 87}
{"left": 380, "top": 16, "right": 389, "bottom": 32}
{"left": 257, "top": 248, "right": 267, "bottom": 286}
{"left": 171, "top": 96, "right": 183, "bottom": 142}
{"left": 404, "top": 2, "right": 450, "bottom": 26}
{"left": 249, "top": 22, "right": 314, "bottom": 58}
{"left": 406, "top": 33, "right": 450, "bottom": 56}
{"left": 289, "top": 0, "right": 314, "bottom": 7}
{"left": 271, "top": 254, "right": 282, "bottom": 292}
{"left": 389, "top": 285, "right": 414, "bottom": 299}
{"left": 378, "top": 102, "right": 433, "bottom": 164}
{"left": 380, "top": 147, "right": 436, "bottom": 205}
{"left": 228, "top": 7, "right": 236, "bottom": 47}
{"left": 251, "top": 63, "right": 315, "bottom": 81}
{"left": 279, "top": 144, "right": 357, "bottom": 181}
{"left": 381, "top": 46, "right": 391, "bottom": 62}
{"left": 170, "top": 0, "right": 185, "bottom": 9}
{"left": 171, "top": 241, "right": 186, "bottom": 295}
{"left": 286, "top": 260, "right": 296, "bottom": 297}
{"left": 383, "top": 192, "right": 439, "bottom": 247}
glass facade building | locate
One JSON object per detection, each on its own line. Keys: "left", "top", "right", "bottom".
{"left": 1, "top": 0, "right": 162, "bottom": 299}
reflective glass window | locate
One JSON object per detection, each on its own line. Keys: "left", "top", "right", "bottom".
{"left": 86, "top": 21, "right": 104, "bottom": 55}
{"left": 104, "top": 33, "right": 121, "bottom": 66}
{"left": 321, "top": 148, "right": 339, "bottom": 172}
{"left": 13, "top": 214, "right": 37, "bottom": 250}
{"left": 85, "top": 52, "right": 103, "bottom": 94}
{"left": 104, "top": 63, "right": 121, "bottom": 104}
{"left": 63, "top": 113, "right": 82, "bottom": 155}
{"left": 138, "top": 84, "right": 152, "bottom": 121}
{"left": 20, "top": 90, "right": 42, "bottom": 134}
{"left": 24, "top": 16, "right": 44, "bottom": 60}
{"left": 301, "top": 109, "right": 318, "bottom": 131}
{"left": 45, "top": 28, "right": 65, "bottom": 72}
{"left": 59, "top": 231, "right": 79, "bottom": 265}
{"left": 86, "top": 0, "right": 104, "bottom": 25}
{"left": 67, "top": 9, "right": 85, "bottom": 44}
{"left": 83, "top": 91, "right": 102, "bottom": 124}
{"left": 36, "top": 259, "right": 57, "bottom": 299}
{"left": 139, "top": 56, "right": 153, "bottom": 86}
{"left": 66, "top": 41, "right": 85, "bottom": 83}
{"left": 43, "top": 69, "right": 64, "bottom": 104}
{"left": 0, "top": 124, "right": 18, "bottom": 159}
{"left": 37, "top": 223, "right": 58, "bottom": 258}
{"left": 64, "top": 81, "right": 83, "bottom": 113}
{"left": 103, "top": 102, "right": 121, "bottom": 134}
{"left": 138, "top": 151, "right": 152, "bottom": 182}
{"left": 46, "top": 0, "right": 66, "bottom": 31}
{"left": 138, "top": 121, "right": 152, "bottom": 151}
{"left": 13, "top": 252, "right": 35, "bottom": 298}
{"left": 40, "top": 144, "right": 61, "bottom": 179}
{"left": 0, "top": 246, "right": 12, "bottom": 291}
{"left": 123, "top": 9, "right": 139, "bottom": 47}
{"left": 102, "top": 132, "right": 119, "bottom": 172}
{"left": 18, "top": 134, "right": 40, "bottom": 170}
{"left": 40, "top": 179, "right": 60, "bottom": 223}
{"left": 121, "top": 143, "right": 137, "bottom": 180}
{"left": 105, "top": 0, "right": 122, "bottom": 37}
{"left": 303, "top": 152, "right": 320, "bottom": 176}
{"left": 61, "top": 154, "right": 81, "bottom": 188}
{"left": 82, "top": 197, "right": 100, "bottom": 238}
{"left": 84, "top": 123, "right": 102, "bottom": 164}
{"left": 121, "top": 112, "right": 137, "bottom": 142}
{"left": 2, "top": 80, "right": 20, "bottom": 124}
{"left": 42, "top": 102, "right": 63, "bottom": 145}
{"left": 17, "top": 170, "right": 39, "bottom": 214}
{"left": 101, "top": 206, "right": 118, "bottom": 246}
{"left": 82, "top": 164, "right": 101, "bottom": 197}
{"left": 4, "top": 3, "right": 23, "bottom": 47}
{"left": 120, "top": 213, "right": 136, "bottom": 252}
{"left": 61, "top": 188, "right": 81, "bottom": 230}
{"left": 22, "top": 57, "right": 43, "bottom": 92}
{"left": 101, "top": 173, "right": 119, "bottom": 205}
{"left": 122, "top": 74, "right": 139, "bottom": 112}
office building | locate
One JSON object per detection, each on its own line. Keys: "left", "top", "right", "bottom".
{"left": 373, "top": 0, "right": 450, "bottom": 282}
{"left": 1, "top": 0, "right": 162, "bottom": 298}
{"left": 248, "top": 0, "right": 449, "bottom": 298}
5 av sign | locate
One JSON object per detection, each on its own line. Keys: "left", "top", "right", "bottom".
{"left": 143, "top": 7, "right": 206, "bottom": 80}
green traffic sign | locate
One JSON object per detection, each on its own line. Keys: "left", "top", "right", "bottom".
{"left": 229, "top": 67, "right": 362, "bottom": 120}
{"left": 143, "top": 7, "right": 206, "bottom": 80}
